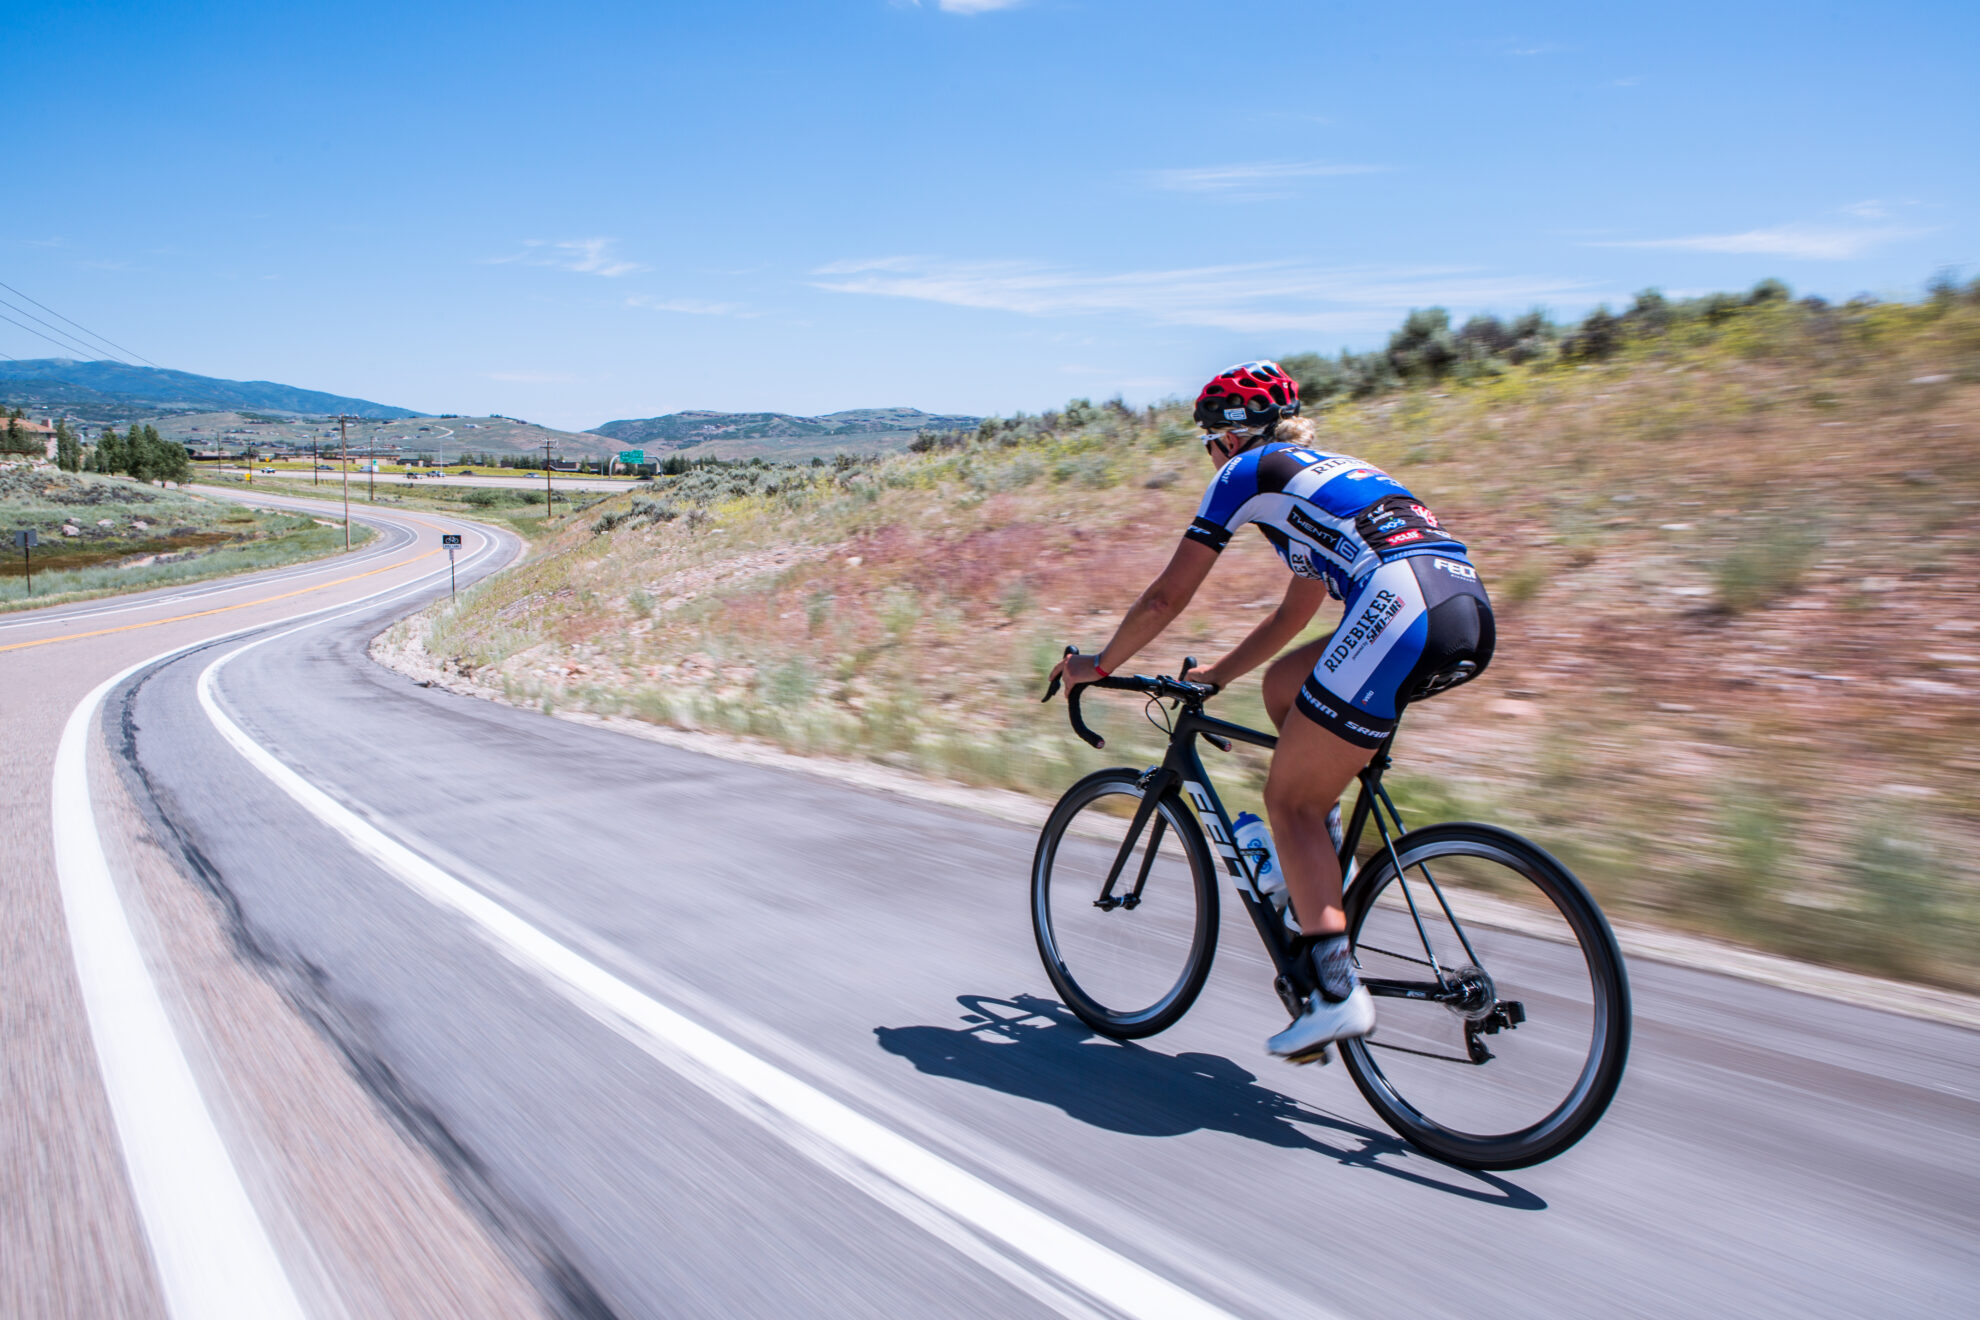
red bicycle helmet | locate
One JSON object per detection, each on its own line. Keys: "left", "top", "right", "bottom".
{"left": 1193, "top": 361, "right": 1300, "bottom": 431}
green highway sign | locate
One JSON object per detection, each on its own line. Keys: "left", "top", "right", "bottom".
{"left": 618, "top": 450, "right": 645, "bottom": 465}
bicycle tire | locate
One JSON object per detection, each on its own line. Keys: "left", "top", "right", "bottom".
{"left": 1032, "top": 769, "right": 1219, "bottom": 1039}
{"left": 1338, "top": 822, "right": 1631, "bottom": 1169}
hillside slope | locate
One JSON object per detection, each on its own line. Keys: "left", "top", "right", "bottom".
{"left": 588, "top": 407, "right": 979, "bottom": 452}
{"left": 0, "top": 359, "right": 419, "bottom": 420}
{"left": 386, "top": 292, "right": 1980, "bottom": 987}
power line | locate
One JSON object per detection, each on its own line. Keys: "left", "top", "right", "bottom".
{"left": 0, "top": 295, "right": 127, "bottom": 365}
{"left": 0, "top": 279, "right": 158, "bottom": 367}
{"left": 0, "top": 290, "right": 138, "bottom": 366}
{"left": 0, "top": 307, "right": 106, "bottom": 362}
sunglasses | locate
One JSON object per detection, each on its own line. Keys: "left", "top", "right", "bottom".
{"left": 1202, "top": 426, "right": 1261, "bottom": 456}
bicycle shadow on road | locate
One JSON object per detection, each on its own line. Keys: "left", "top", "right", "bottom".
{"left": 874, "top": 993, "right": 1543, "bottom": 1211}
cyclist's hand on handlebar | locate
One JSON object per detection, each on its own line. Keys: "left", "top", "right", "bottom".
{"left": 1184, "top": 664, "right": 1223, "bottom": 696}
{"left": 1046, "top": 648, "right": 1105, "bottom": 697}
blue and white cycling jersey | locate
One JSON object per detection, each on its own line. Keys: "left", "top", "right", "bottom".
{"left": 1184, "top": 442, "right": 1466, "bottom": 598}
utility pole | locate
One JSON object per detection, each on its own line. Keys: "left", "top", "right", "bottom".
{"left": 544, "top": 439, "right": 554, "bottom": 520}
{"left": 367, "top": 426, "right": 376, "bottom": 502}
{"left": 313, "top": 432, "right": 319, "bottom": 486}
{"left": 340, "top": 415, "right": 351, "bottom": 550}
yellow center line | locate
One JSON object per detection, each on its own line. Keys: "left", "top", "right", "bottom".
{"left": 0, "top": 548, "right": 443, "bottom": 654}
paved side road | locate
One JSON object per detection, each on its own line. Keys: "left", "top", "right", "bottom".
{"left": 103, "top": 570, "right": 1980, "bottom": 1319}
{"left": 2, "top": 497, "right": 542, "bottom": 1319}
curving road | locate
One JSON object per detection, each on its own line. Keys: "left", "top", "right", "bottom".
{"left": 4, "top": 497, "right": 1977, "bottom": 1318}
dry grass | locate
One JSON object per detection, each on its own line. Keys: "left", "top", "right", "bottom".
{"left": 389, "top": 298, "right": 1980, "bottom": 987}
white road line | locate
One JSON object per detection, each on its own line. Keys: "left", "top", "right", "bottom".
{"left": 48, "top": 517, "right": 506, "bottom": 1320}
{"left": 196, "top": 636, "right": 1246, "bottom": 1320}
{"left": 54, "top": 663, "right": 310, "bottom": 1320}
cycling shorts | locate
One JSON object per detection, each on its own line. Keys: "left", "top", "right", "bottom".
{"left": 1294, "top": 554, "right": 1495, "bottom": 747}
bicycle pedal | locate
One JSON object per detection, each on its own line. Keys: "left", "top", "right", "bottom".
{"left": 1285, "top": 1043, "right": 1333, "bottom": 1067}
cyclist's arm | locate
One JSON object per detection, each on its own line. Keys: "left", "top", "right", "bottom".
{"left": 1192, "top": 573, "right": 1329, "bottom": 689}
{"left": 1053, "top": 538, "right": 1218, "bottom": 687}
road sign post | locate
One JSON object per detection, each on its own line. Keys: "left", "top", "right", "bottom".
{"left": 617, "top": 450, "right": 644, "bottom": 470}
{"left": 442, "top": 533, "right": 462, "bottom": 596}
{"left": 13, "top": 528, "right": 37, "bottom": 596}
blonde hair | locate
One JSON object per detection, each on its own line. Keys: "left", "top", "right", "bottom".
{"left": 1272, "top": 415, "right": 1317, "bottom": 446}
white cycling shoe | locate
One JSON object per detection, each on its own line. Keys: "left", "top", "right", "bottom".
{"left": 1267, "top": 986, "right": 1376, "bottom": 1063}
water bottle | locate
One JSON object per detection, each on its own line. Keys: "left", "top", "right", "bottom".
{"left": 1232, "top": 812, "right": 1284, "bottom": 906}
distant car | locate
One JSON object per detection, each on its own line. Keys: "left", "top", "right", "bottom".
{"left": 259, "top": 467, "right": 276, "bottom": 473}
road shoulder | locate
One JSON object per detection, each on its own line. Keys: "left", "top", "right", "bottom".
{"left": 369, "top": 627, "right": 1980, "bottom": 1033}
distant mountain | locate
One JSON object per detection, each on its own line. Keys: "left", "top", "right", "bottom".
{"left": 0, "top": 359, "right": 420, "bottom": 421}
{"left": 588, "top": 407, "right": 980, "bottom": 451}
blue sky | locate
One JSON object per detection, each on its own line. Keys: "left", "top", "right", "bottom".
{"left": 4, "top": 0, "right": 1974, "bottom": 430}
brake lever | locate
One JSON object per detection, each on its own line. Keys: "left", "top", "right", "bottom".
{"left": 1044, "top": 645, "right": 1106, "bottom": 748}
{"left": 1174, "top": 654, "right": 1232, "bottom": 751}
{"left": 1041, "top": 643, "right": 1077, "bottom": 702}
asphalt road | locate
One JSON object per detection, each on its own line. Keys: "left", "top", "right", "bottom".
{"left": 8, "top": 498, "right": 1978, "bottom": 1318}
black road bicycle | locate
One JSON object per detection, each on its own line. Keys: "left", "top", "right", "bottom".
{"left": 1034, "top": 652, "right": 1630, "bottom": 1169}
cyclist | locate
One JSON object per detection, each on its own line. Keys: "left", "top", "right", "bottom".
{"left": 1047, "top": 362, "right": 1494, "bottom": 1061}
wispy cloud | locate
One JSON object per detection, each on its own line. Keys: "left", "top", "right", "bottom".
{"left": 897, "top": 0, "right": 1025, "bottom": 12}
{"left": 812, "top": 256, "right": 1597, "bottom": 335}
{"left": 1492, "top": 38, "right": 1565, "bottom": 57}
{"left": 1841, "top": 198, "right": 1922, "bottom": 221}
{"left": 624, "top": 294, "right": 755, "bottom": 317}
{"left": 1145, "top": 161, "right": 1390, "bottom": 197}
{"left": 490, "top": 237, "right": 647, "bottom": 278}
{"left": 1587, "top": 223, "right": 1929, "bottom": 261}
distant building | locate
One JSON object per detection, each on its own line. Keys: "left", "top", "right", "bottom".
{"left": 4, "top": 415, "right": 59, "bottom": 459}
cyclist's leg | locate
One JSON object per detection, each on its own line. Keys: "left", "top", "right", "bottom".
{"left": 1261, "top": 635, "right": 1330, "bottom": 730}
{"left": 1269, "top": 559, "right": 1429, "bottom": 933}
{"left": 1264, "top": 713, "right": 1375, "bottom": 936}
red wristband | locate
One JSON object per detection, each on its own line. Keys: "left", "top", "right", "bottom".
{"left": 1092, "top": 659, "right": 1112, "bottom": 679}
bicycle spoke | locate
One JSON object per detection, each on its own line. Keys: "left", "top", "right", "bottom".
{"left": 1034, "top": 774, "right": 1217, "bottom": 1037}
{"left": 1342, "top": 825, "right": 1629, "bottom": 1167}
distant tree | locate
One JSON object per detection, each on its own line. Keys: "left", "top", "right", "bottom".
{"left": 1504, "top": 309, "right": 1556, "bottom": 364}
{"left": 1562, "top": 305, "right": 1623, "bottom": 362}
{"left": 93, "top": 426, "right": 126, "bottom": 473}
{"left": 56, "top": 419, "right": 82, "bottom": 471}
{"left": 125, "top": 424, "right": 163, "bottom": 482}
{"left": 1625, "top": 289, "right": 1672, "bottom": 335}
{"left": 149, "top": 430, "right": 192, "bottom": 485}
{"left": 1698, "top": 292, "right": 1741, "bottom": 325}
{"left": 1746, "top": 278, "right": 1791, "bottom": 306}
{"left": 1, "top": 408, "right": 29, "bottom": 455}
{"left": 1456, "top": 314, "right": 1514, "bottom": 358}
{"left": 1279, "top": 352, "right": 1347, "bottom": 406}
{"left": 1387, "top": 308, "right": 1459, "bottom": 382}
{"left": 1925, "top": 268, "right": 1961, "bottom": 309}
{"left": 1061, "top": 398, "right": 1099, "bottom": 427}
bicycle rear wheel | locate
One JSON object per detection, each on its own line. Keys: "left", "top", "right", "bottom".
{"left": 1339, "top": 823, "right": 1630, "bottom": 1169}
{"left": 1032, "top": 769, "right": 1218, "bottom": 1039}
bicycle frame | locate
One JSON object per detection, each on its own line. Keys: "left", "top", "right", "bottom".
{"left": 1075, "top": 677, "right": 1492, "bottom": 1021}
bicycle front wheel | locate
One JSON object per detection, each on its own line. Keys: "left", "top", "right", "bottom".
{"left": 1340, "top": 823, "right": 1630, "bottom": 1169}
{"left": 1032, "top": 769, "right": 1219, "bottom": 1039}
